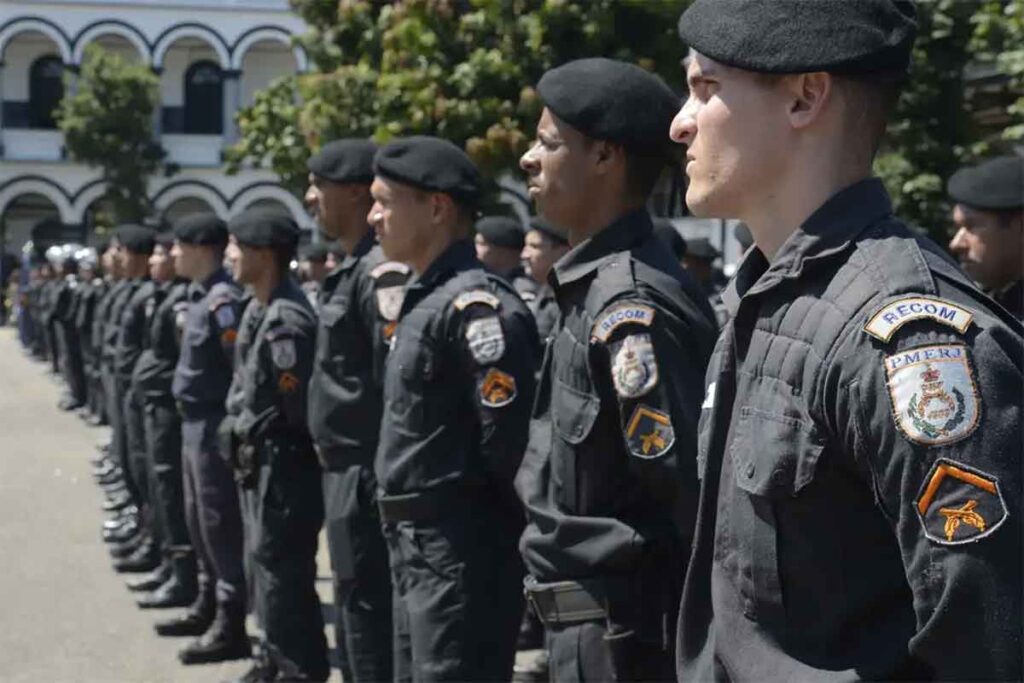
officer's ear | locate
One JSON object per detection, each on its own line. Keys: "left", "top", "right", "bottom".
{"left": 785, "top": 71, "right": 833, "bottom": 131}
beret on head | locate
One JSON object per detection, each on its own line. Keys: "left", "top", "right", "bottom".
{"left": 173, "top": 213, "right": 228, "bottom": 246}
{"left": 653, "top": 220, "right": 687, "bottom": 260}
{"left": 678, "top": 0, "right": 918, "bottom": 75}
{"left": 228, "top": 210, "right": 301, "bottom": 250}
{"left": 300, "top": 242, "right": 331, "bottom": 262}
{"left": 528, "top": 216, "right": 568, "bottom": 246}
{"left": 948, "top": 156, "right": 1024, "bottom": 211}
{"left": 115, "top": 224, "right": 157, "bottom": 254}
{"left": 537, "top": 58, "right": 679, "bottom": 153}
{"left": 686, "top": 237, "right": 720, "bottom": 261}
{"left": 373, "top": 136, "right": 482, "bottom": 205}
{"left": 308, "top": 139, "right": 378, "bottom": 184}
{"left": 475, "top": 216, "right": 525, "bottom": 250}
{"left": 155, "top": 232, "right": 175, "bottom": 249}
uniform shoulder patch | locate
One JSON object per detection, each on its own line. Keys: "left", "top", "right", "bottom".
{"left": 865, "top": 296, "right": 973, "bottom": 342}
{"left": 885, "top": 344, "right": 980, "bottom": 446}
{"left": 591, "top": 302, "right": 655, "bottom": 342}
{"left": 454, "top": 290, "right": 500, "bottom": 311}
{"left": 370, "top": 261, "right": 411, "bottom": 279}
{"left": 611, "top": 333, "right": 659, "bottom": 398}
{"left": 479, "top": 367, "right": 517, "bottom": 408}
{"left": 465, "top": 316, "right": 505, "bottom": 364}
{"left": 916, "top": 458, "right": 1007, "bottom": 545}
{"left": 267, "top": 326, "right": 299, "bottom": 369}
{"left": 624, "top": 405, "right": 675, "bottom": 459}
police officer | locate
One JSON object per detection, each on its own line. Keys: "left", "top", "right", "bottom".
{"left": 298, "top": 242, "right": 331, "bottom": 311}
{"left": 515, "top": 58, "right": 717, "bottom": 682}
{"left": 74, "top": 246, "right": 104, "bottom": 422}
{"left": 225, "top": 210, "right": 328, "bottom": 682}
{"left": 130, "top": 231, "right": 197, "bottom": 609}
{"left": 683, "top": 237, "right": 729, "bottom": 326}
{"left": 305, "top": 139, "right": 404, "bottom": 682}
{"left": 520, "top": 216, "right": 569, "bottom": 345}
{"left": 87, "top": 242, "right": 120, "bottom": 427}
{"left": 671, "top": 1, "right": 1022, "bottom": 679}
{"left": 53, "top": 244, "right": 87, "bottom": 411}
{"left": 653, "top": 219, "right": 687, "bottom": 265}
{"left": 475, "top": 214, "right": 538, "bottom": 302}
{"left": 369, "top": 136, "right": 539, "bottom": 681}
{"left": 165, "top": 215, "right": 249, "bottom": 665}
{"left": 947, "top": 155, "right": 1024, "bottom": 320}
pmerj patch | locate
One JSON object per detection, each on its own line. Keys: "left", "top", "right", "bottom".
{"left": 375, "top": 286, "right": 405, "bottom": 322}
{"left": 465, "top": 316, "right": 505, "bottom": 364}
{"left": 611, "top": 333, "right": 659, "bottom": 398}
{"left": 213, "top": 303, "right": 235, "bottom": 328}
{"left": 865, "top": 296, "right": 973, "bottom": 342}
{"left": 916, "top": 458, "right": 1007, "bottom": 545}
{"left": 591, "top": 302, "right": 655, "bottom": 342}
{"left": 270, "top": 336, "right": 297, "bottom": 370}
{"left": 885, "top": 344, "right": 980, "bottom": 446}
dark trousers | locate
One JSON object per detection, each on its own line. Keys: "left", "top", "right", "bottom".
{"left": 143, "top": 397, "right": 191, "bottom": 554}
{"left": 87, "top": 362, "right": 106, "bottom": 420}
{"left": 239, "top": 437, "right": 328, "bottom": 680}
{"left": 62, "top": 324, "right": 86, "bottom": 405}
{"left": 545, "top": 620, "right": 675, "bottom": 683}
{"left": 323, "top": 465, "right": 392, "bottom": 683}
{"left": 182, "top": 415, "right": 246, "bottom": 606}
{"left": 124, "top": 387, "right": 151, "bottom": 510}
{"left": 103, "top": 369, "right": 139, "bottom": 504}
{"left": 385, "top": 513, "right": 524, "bottom": 683}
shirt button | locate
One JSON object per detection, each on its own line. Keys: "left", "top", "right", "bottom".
{"left": 745, "top": 462, "right": 756, "bottom": 478}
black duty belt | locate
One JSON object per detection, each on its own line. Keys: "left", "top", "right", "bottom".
{"left": 524, "top": 575, "right": 611, "bottom": 626}
{"left": 377, "top": 483, "right": 485, "bottom": 524}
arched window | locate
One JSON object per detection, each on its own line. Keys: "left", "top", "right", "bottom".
{"left": 29, "top": 56, "right": 65, "bottom": 129}
{"left": 183, "top": 61, "right": 223, "bottom": 135}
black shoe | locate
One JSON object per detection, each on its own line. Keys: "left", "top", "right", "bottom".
{"left": 230, "top": 652, "right": 277, "bottom": 683}
{"left": 59, "top": 397, "right": 84, "bottom": 411}
{"left": 178, "top": 603, "right": 250, "bottom": 664}
{"left": 102, "top": 494, "right": 133, "bottom": 513}
{"left": 113, "top": 543, "right": 159, "bottom": 573}
{"left": 103, "top": 520, "right": 140, "bottom": 545}
{"left": 107, "top": 528, "right": 146, "bottom": 554}
{"left": 126, "top": 562, "right": 170, "bottom": 592}
{"left": 137, "top": 573, "right": 197, "bottom": 609}
{"left": 97, "top": 470, "right": 125, "bottom": 487}
{"left": 154, "top": 589, "right": 215, "bottom": 637}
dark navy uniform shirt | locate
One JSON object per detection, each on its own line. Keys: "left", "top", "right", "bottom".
{"left": 133, "top": 280, "right": 189, "bottom": 400}
{"left": 115, "top": 279, "right": 157, "bottom": 383}
{"left": 677, "top": 179, "right": 1022, "bottom": 682}
{"left": 308, "top": 230, "right": 411, "bottom": 468}
{"left": 375, "top": 239, "right": 539, "bottom": 498}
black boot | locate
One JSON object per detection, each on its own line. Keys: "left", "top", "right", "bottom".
{"left": 230, "top": 644, "right": 277, "bottom": 682}
{"left": 178, "top": 601, "right": 250, "bottom": 664}
{"left": 108, "top": 532, "right": 147, "bottom": 558}
{"left": 136, "top": 552, "right": 197, "bottom": 608}
{"left": 125, "top": 560, "right": 171, "bottom": 592}
{"left": 113, "top": 540, "right": 160, "bottom": 573}
{"left": 154, "top": 585, "right": 214, "bottom": 637}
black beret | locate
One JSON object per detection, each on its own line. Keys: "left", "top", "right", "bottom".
{"left": 308, "top": 139, "right": 378, "bottom": 184}
{"left": 948, "top": 156, "right": 1024, "bottom": 211}
{"left": 537, "top": 58, "right": 679, "bottom": 153}
{"left": 653, "top": 220, "right": 687, "bottom": 260}
{"left": 173, "top": 213, "right": 228, "bottom": 246}
{"left": 373, "top": 136, "right": 482, "bottom": 204}
{"left": 475, "top": 216, "right": 525, "bottom": 250}
{"left": 300, "top": 242, "right": 331, "bottom": 262}
{"left": 115, "top": 224, "right": 156, "bottom": 254}
{"left": 228, "top": 210, "right": 301, "bottom": 250}
{"left": 679, "top": 0, "right": 918, "bottom": 75}
{"left": 528, "top": 216, "right": 568, "bottom": 246}
{"left": 154, "top": 232, "right": 175, "bottom": 249}
{"left": 686, "top": 237, "right": 720, "bottom": 261}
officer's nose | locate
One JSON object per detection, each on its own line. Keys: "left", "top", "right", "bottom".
{"left": 949, "top": 227, "right": 969, "bottom": 256}
{"left": 367, "top": 203, "right": 382, "bottom": 227}
{"left": 520, "top": 142, "right": 540, "bottom": 176}
{"left": 669, "top": 97, "right": 698, "bottom": 146}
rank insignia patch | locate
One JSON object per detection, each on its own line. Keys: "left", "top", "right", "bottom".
{"left": 916, "top": 458, "right": 1007, "bottom": 545}
{"left": 454, "top": 290, "right": 500, "bottom": 311}
{"left": 221, "top": 328, "right": 237, "bottom": 345}
{"left": 611, "top": 334, "right": 659, "bottom": 398}
{"left": 479, "top": 368, "right": 517, "bottom": 408}
{"left": 624, "top": 405, "right": 675, "bottom": 459}
{"left": 591, "top": 303, "right": 655, "bottom": 342}
{"left": 382, "top": 320, "right": 397, "bottom": 344}
{"left": 270, "top": 337, "right": 297, "bottom": 370}
{"left": 885, "top": 344, "right": 980, "bottom": 446}
{"left": 466, "top": 316, "right": 505, "bottom": 364}
{"left": 278, "top": 371, "right": 300, "bottom": 394}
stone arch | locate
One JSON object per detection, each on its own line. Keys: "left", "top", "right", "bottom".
{"left": 230, "top": 26, "right": 306, "bottom": 72}
{"left": 152, "top": 181, "right": 229, "bottom": 218}
{"left": 152, "top": 23, "right": 230, "bottom": 69}
{"left": 72, "top": 20, "right": 150, "bottom": 65}
{"left": 0, "top": 177, "right": 74, "bottom": 223}
{"left": 0, "top": 17, "right": 72, "bottom": 63}
{"left": 230, "top": 183, "right": 308, "bottom": 228}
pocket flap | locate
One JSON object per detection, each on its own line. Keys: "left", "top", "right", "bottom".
{"left": 552, "top": 379, "right": 600, "bottom": 445}
{"left": 731, "top": 408, "right": 824, "bottom": 497}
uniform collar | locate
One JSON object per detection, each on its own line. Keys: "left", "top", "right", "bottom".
{"left": 551, "top": 209, "right": 653, "bottom": 289}
{"left": 722, "top": 178, "right": 892, "bottom": 315}
{"left": 191, "top": 267, "right": 231, "bottom": 301}
{"left": 413, "top": 239, "right": 477, "bottom": 290}
{"left": 337, "top": 229, "right": 377, "bottom": 274}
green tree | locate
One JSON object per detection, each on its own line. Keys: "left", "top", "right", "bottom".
{"left": 226, "top": 0, "right": 687, "bottom": 195}
{"left": 56, "top": 45, "right": 164, "bottom": 223}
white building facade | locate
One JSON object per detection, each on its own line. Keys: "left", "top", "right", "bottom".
{"left": 0, "top": 0, "right": 311, "bottom": 252}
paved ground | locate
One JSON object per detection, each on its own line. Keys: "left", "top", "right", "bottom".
{"left": 0, "top": 327, "right": 339, "bottom": 682}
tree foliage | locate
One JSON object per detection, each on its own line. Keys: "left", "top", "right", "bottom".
{"left": 56, "top": 45, "right": 163, "bottom": 223}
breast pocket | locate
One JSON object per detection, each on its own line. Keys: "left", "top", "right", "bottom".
{"left": 387, "top": 327, "right": 438, "bottom": 431}
{"left": 319, "top": 299, "right": 351, "bottom": 372}
{"left": 727, "top": 406, "right": 824, "bottom": 624}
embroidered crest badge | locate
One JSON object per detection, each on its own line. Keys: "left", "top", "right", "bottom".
{"left": 479, "top": 367, "right": 517, "bottom": 408}
{"left": 611, "top": 334, "right": 659, "bottom": 398}
{"left": 213, "top": 303, "right": 235, "bottom": 329}
{"left": 466, "top": 316, "right": 505, "bottom": 364}
{"left": 885, "top": 344, "right": 980, "bottom": 446}
{"left": 916, "top": 458, "right": 1007, "bottom": 545}
{"left": 376, "top": 286, "right": 405, "bottom": 322}
{"left": 624, "top": 405, "right": 675, "bottom": 459}
{"left": 270, "top": 336, "right": 297, "bottom": 370}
